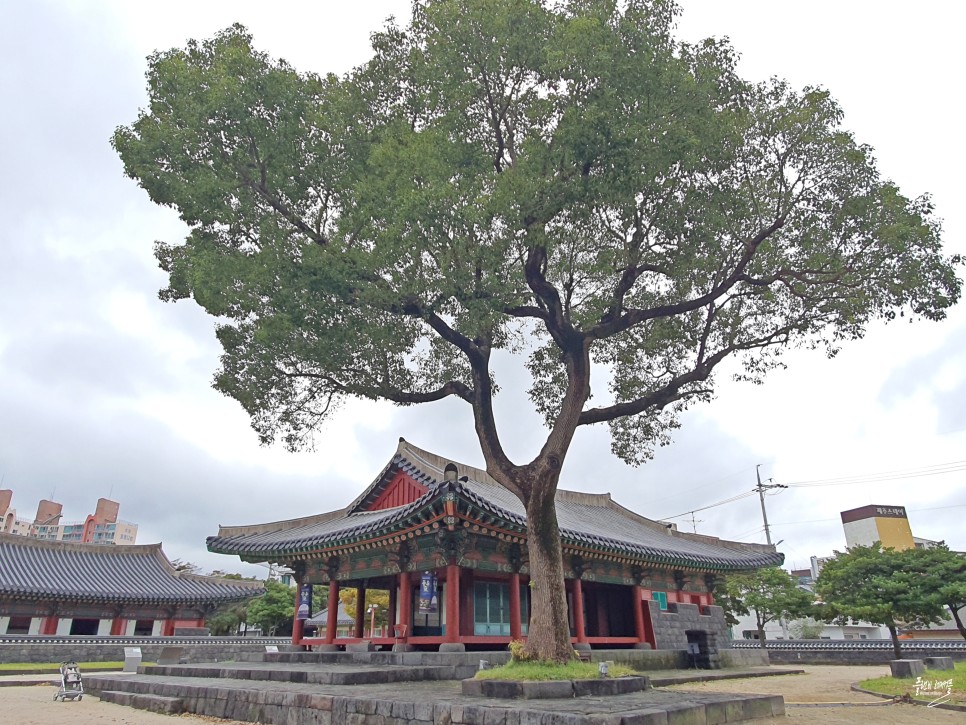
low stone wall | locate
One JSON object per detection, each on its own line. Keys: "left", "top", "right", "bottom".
{"left": 764, "top": 648, "right": 966, "bottom": 665}
{"left": 719, "top": 648, "right": 770, "bottom": 668}
{"left": 0, "top": 639, "right": 284, "bottom": 664}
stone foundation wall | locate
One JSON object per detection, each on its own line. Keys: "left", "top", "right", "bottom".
{"left": 0, "top": 640, "right": 280, "bottom": 664}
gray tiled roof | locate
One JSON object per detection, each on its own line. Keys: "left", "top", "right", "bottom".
{"left": 0, "top": 534, "right": 264, "bottom": 605}
{"left": 304, "top": 602, "right": 354, "bottom": 627}
{"left": 207, "top": 440, "right": 783, "bottom": 571}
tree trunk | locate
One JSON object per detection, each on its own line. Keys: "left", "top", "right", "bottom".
{"left": 521, "top": 474, "right": 575, "bottom": 663}
{"left": 756, "top": 618, "right": 767, "bottom": 649}
{"left": 948, "top": 604, "right": 966, "bottom": 641}
{"left": 886, "top": 622, "right": 902, "bottom": 660}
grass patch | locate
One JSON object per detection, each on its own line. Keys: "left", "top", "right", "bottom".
{"left": 0, "top": 661, "right": 126, "bottom": 672}
{"left": 475, "top": 660, "right": 637, "bottom": 681}
{"left": 860, "top": 661, "right": 966, "bottom": 705}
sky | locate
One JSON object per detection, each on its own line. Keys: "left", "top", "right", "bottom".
{"left": 1, "top": 1, "right": 964, "bottom": 579}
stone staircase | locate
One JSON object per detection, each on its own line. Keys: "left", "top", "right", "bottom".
{"left": 84, "top": 650, "right": 787, "bottom": 724}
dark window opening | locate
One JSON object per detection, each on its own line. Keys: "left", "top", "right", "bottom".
{"left": 133, "top": 619, "right": 154, "bottom": 636}
{"left": 69, "top": 618, "right": 99, "bottom": 635}
{"left": 6, "top": 616, "right": 32, "bottom": 634}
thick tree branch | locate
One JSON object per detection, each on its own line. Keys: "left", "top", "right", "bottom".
{"left": 589, "top": 216, "right": 786, "bottom": 340}
{"left": 524, "top": 244, "right": 578, "bottom": 350}
{"left": 379, "top": 381, "right": 474, "bottom": 405}
{"left": 579, "top": 314, "right": 810, "bottom": 427}
{"left": 235, "top": 157, "right": 330, "bottom": 246}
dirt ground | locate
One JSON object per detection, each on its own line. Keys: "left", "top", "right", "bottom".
{"left": 664, "top": 664, "right": 964, "bottom": 724}
{"left": 0, "top": 682, "right": 248, "bottom": 725}
{"left": 1, "top": 666, "right": 963, "bottom": 724}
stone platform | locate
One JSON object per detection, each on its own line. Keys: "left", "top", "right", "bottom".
{"left": 84, "top": 651, "right": 795, "bottom": 724}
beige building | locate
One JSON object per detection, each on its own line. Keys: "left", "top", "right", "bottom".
{"left": 841, "top": 504, "right": 915, "bottom": 551}
{"left": 0, "top": 491, "right": 137, "bottom": 544}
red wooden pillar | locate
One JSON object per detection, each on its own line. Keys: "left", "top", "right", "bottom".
{"left": 445, "top": 564, "right": 460, "bottom": 643}
{"left": 572, "top": 578, "right": 587, "bottom": 644}
{"left": 387, "top": 585, "right": 397, "bottom": 632}
{"left": 162, "top": 618, "right": 175, "bottom": 636}
{"left": 509, "top": 572, "right": 522, "bottom": 641}
{"left": 291, "top": 582, "right": 304, "bottom": 646}
{"left": 41, "top": 616, "right": 59, "bottom": 635}
{"left": 632, "top": 585, "right": 646, "bottom": 643}
{"left": 111, "top": 618, "right": 126, "bottom": 636}
{"left": 325, "top": 579, "right": 340, "bottom": 643}
{"left": 399, "top": 572, "right": 412, "bottom": 638}
{"left": 354, "top": 585, "right": 366, "bottom": 638}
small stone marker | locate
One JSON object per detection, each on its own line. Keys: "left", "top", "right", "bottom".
{"left": 123, "top": 647, "right": 142, "bottom": 672}
{"left": 923, "top": 656, "right": 954, "bottom": 671}
{"left": 889, "top": 659, "right": 925, "bottom": 678}
{"left": 265, "top": 645, "right": 279, "bottom": 653}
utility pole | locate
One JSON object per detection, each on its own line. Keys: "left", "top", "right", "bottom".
{"left": 756, "top": 464, "right": 787, "bottom": 546}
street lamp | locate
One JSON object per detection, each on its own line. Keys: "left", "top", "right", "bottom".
{"left": 367, "top": 604, "right": 379, "bottom": 638}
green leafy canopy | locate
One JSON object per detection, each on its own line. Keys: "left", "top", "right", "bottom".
{"left": 114, "top": 0, "right": 961, "bottom": 470}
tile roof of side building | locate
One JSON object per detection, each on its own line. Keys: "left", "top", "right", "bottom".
{"left": 208, "top": 439, "right": 783, "bottom": 571}
{"left": 0, "top": 533, "right": 265, "bottom": 605}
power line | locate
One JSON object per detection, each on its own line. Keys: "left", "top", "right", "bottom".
{"left": 657, "top": 489, "right": 758, "bottom": 521}
{"left": 783, "top": 460, "right": 966, "bottom": 488}
{"left": 655, "top": 459, "right": 965, "bottom": 527}
{"left": 769, "top": 503, "right": 966, "bottom": 527}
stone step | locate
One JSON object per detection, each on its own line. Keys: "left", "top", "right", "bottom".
{"left": 138, "top": 662, "right": 455, "bottom": 684}
{"left": 99, "top": 690, "right": 184, "bottom": 714}
{"left": 85, "top": 668, "right": 787, "bottom": 725}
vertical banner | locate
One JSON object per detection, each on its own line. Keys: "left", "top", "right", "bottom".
{"left": 296, "top": 584, "right": 312, "bottom": 620}
{"left": 418, "top": 571, "right": 438, "bottom": 614}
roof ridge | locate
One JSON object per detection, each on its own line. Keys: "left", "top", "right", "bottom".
{"left": 0, "top": 532, "right": 160, "bottom": 555}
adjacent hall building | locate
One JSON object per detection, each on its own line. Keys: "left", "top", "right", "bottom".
{"left": 0, "top": 534, "right": 264, "bottom": 636}
{"left": 207, "top": 439, "right": 782, "bottom": 656}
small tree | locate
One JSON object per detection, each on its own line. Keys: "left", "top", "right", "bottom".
{"left": 114, "top": 0, "right": 961, "bottom": 661}
{"left": 169, "top": 559, "right": 202, "bottom": 574}
{"left": 246, "top": 580, "right": 295, "bottom": 636}
{"left": 816, "top": 543, "right": 946, "bottom": 659}
{"left": 338, "top": 588, "right": 391, "bottom": 633}
{"left": 719, "top": 567, "right": 813, "bottom": 647}
{"left": 788, "top": 617, "right": 824, "bottom": 640}
{"left": 206, "top": 600, "right": 249, "bottom": 636}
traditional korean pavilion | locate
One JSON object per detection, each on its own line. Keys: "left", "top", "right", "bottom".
{"left": 207, "top": 439, "right": 782, "bottom": 653}
{"left": 0, "top": 534, "right": 264, "bottom": 636}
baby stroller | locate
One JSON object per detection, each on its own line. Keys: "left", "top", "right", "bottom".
{"left": 54, "top": 661, "right": 83, "bottom": 701}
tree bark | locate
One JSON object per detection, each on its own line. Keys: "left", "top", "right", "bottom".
{"left": 886, "top": 622, "right": 902, "bottom": 660}
{"left": 756, "top": 615, "right": 767, "bottom": 650}
{"left": 948, "top": 604, "right": 966, "bottom": 641}
{"left": 522, "top": 474, "right": 575, "bottom": 663}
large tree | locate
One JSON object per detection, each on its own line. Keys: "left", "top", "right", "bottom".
{"left": 816, "top": 544, "right": 946, "bottom": 659}
{"left": 906, "top": 544, "right": 966, "bottom": 640}
{"left": 113, "top": 0, "right": 961, "bottom": 661}
{"left": 717, "top": 567, "right": 814, "bottom": 648}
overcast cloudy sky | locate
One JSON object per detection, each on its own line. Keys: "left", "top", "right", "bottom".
{"left": 1, "top": 1, "right": 964, "bottom": 578}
